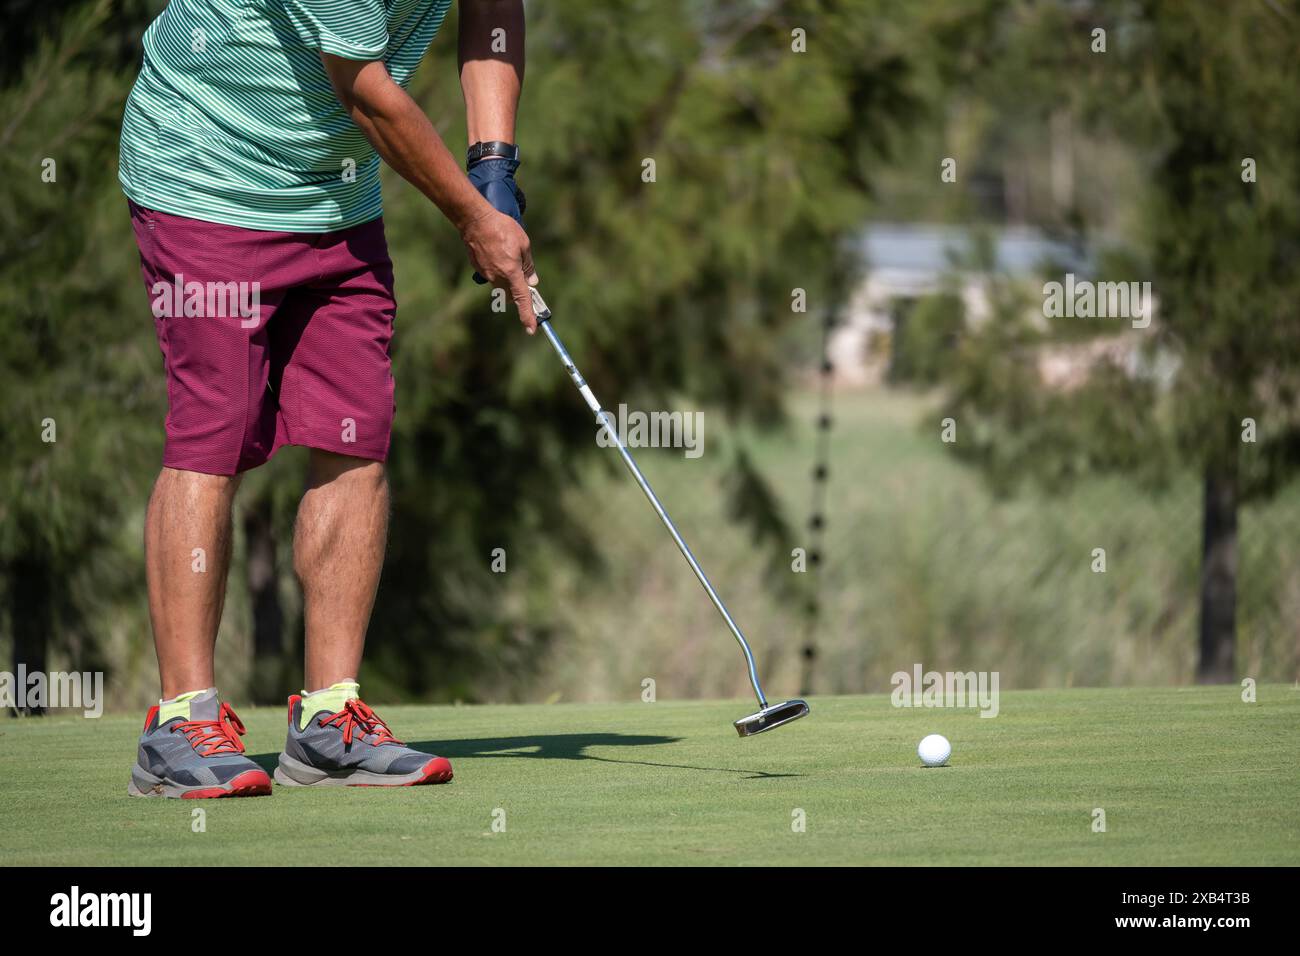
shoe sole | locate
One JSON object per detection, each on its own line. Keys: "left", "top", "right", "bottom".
{"left": 273, "top": 753, "right": 453, "bottom": 787}
{"left": 127, "top": 766, "right": 272, "bottom": 799}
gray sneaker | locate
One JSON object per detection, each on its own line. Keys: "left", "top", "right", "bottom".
{"left": 274, "top": 687, "right": 453, "bottom": 787}
{"left": 128, "top": 689, "right": 272, "bottom": 798}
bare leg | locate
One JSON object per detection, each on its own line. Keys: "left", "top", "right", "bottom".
{"left": 295, "top": 450, "right": 389, "bottom": 689}
{"left": 145, "top": 468, "right": 242, "bottom": 698}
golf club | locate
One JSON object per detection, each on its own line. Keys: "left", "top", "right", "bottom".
{"left": 530, "top": 287, "right": 809, "bottom": 737}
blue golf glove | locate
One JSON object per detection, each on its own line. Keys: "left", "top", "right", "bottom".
{"left": 469, "top": 158, "right": 526, "bottom": 284}
{"left": 469, "top": 157, "right": 526, "bottom": 224}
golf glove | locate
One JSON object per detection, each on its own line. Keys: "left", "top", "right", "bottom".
{"left": 468, "top": 158, "right": 526, "bottom": 286}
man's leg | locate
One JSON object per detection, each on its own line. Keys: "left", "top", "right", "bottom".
{"left": 145, "top": 467, "right": 241, "bottom": 698}
{"left": 295, "top": 450, "right": 389, "bottom": 689}
{"left": 270, "top": 219, "right": 450, "bottom": 787}
{"left": 278, "top": 448, "right": 451, "bottom": 788}
{"left": 134, "top": 465, "right": 271, "bottom": 798}
{"left": 126, "top": 202, "right": 306, "bottom": 797}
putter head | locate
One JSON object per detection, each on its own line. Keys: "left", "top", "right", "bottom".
{"left": 734, "top": 699, "right": 810, "bottom": 737}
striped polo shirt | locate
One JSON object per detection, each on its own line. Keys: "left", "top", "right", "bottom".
{"left": 119, "top": 0, "right": 453, "bottom": 232}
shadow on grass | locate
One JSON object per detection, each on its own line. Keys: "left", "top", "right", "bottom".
{"left": 422, "top": 734, "right": 801, "bottom": 779}
{"left": 249, "top": 733, "right": 800, "bottom": 780}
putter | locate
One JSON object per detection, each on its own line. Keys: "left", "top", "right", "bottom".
{"left": 530, "top": 287, "right": 809, "bottom": 737}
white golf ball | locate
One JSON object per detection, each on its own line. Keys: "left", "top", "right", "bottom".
{"left": 918, "top": 734, "right": 951, "bottom": 767}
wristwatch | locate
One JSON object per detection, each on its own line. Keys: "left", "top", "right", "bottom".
{"left": 466, "top": 140, "right": 520, "bottom": 167}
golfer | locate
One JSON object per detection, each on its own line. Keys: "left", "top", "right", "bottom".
{"left": 120, "top": 0, "right": 535, "bottom": 796}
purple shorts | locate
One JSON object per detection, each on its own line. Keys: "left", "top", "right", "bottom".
{"left": 129, "top": 201, "right": 397, "bottom": 475}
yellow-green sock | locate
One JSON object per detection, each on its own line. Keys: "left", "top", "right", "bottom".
{"left": 298, "top": 680, "right": 359, "bottom": 729}
{"left": 158, "top": 687, "right": 215, "bottom": 723}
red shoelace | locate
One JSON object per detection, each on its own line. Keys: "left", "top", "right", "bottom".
{"left": 319, "top": 698, "right": 403, "bottom": 747}
{"left": 172, "top": 702, "right": 249, "bottom": 756}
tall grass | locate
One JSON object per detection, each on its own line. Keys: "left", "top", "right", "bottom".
{"left": 32, "top": 388, "right": 1296, "bottom": 713}
{"left": 529, "top": 388, "right": 1300, "bottom": 703}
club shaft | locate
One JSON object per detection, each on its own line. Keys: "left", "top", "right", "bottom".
{"left": 539, "top": 319, "right": 768, "bottom": 710}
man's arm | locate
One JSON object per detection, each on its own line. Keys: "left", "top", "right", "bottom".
{"left": 320, "top": 54, "right": 538, "bottom": 332}
{"left": 458, "top": 0, "right": 524, "bottom": 143}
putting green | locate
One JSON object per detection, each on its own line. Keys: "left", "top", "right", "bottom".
{"left": 1, "top": 687, "right": 1296, "bottom": 865}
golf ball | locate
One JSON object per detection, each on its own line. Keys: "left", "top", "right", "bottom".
{"left": 918, "top": 734, "right": 951, "bottom": 767}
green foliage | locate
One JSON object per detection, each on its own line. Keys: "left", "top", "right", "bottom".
{"left": 921, "top": 0, "right": 1300, "bottom": 680}
{"left": 12, "top": 0, "right": 1291, "bottom": 702}
{"left": 1, "top": 0, "right": 935, "bottom": 703}
{"left": 0, "top": 0, "right": 159, "bottom": 671}
{"left": 354, "top": 0, "right": 931, "bottom": 697}
{"left": 1126, "top": 1, "right": 1300, "bottom": 488}
{"left": 889, "top": 292, "right": 965, "bottom": 386}
{"left": 936, "top": 0, "right": 1300, "bottom": 501}
{"left": 531, "top": 389, "right": 1300, "bottom": 698}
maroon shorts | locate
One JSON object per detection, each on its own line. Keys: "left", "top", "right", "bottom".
{"left": 129, "top": 201, "right": 397, "bottom": 475}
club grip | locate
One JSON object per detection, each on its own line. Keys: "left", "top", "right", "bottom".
{"left": 530, "top": 286, "right": 552, "bottom": 322}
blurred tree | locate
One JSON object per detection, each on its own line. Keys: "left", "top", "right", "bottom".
{"left": 0, "top": 0, "right": 158, "bottom": 707}
{"left": 360, "top": 0, "right": 937, "bottom": 697}
{"left": 1, "top": 0, "right": 965, "bottom": 704}
{"left": 937, "top": 0, "right": 1300, "bottom": 682}
{"left": 889, "top": 291, "right": 965, "bottom": 386}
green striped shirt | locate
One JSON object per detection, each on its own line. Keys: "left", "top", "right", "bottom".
{"left": 119, "top": 0, "right": 453, "bottom": 232}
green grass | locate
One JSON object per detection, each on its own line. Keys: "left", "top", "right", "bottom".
{"left": 2, "top": 686, "right": 1297, "bottom": 865}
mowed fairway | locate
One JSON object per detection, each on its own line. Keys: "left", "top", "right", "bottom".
{"left": 2, "top": 687, "right": 1297, "bottom": 866}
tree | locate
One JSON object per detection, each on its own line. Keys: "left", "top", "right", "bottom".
{"left": 3, "top": 0, "right": 942, "bottom": 704}
{"left": 936, "top": 0, "right": 1300, "bottom": 682}
{"left": 0, "top": 0, "right": 161, "bottom": 708}
{"left": 357, "top": 0, "right": 935, "bottom": 697}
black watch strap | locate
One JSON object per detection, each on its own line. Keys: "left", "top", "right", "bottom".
{"left": 467, "top": 140, "right": 520, "bottom": 166}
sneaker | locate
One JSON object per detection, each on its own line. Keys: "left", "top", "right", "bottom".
{"left": 128, "top": 689, "right": 272, "bottom": 798}
{"left": 273, "top": 682, "right": 452, "bottom": 787}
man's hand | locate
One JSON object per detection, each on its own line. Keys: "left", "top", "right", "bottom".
{"left": 459, "top": 208, "right": 539, "bottom": 334}
{"left": 319, "top": 53, "right": 537, "bottom": 332}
